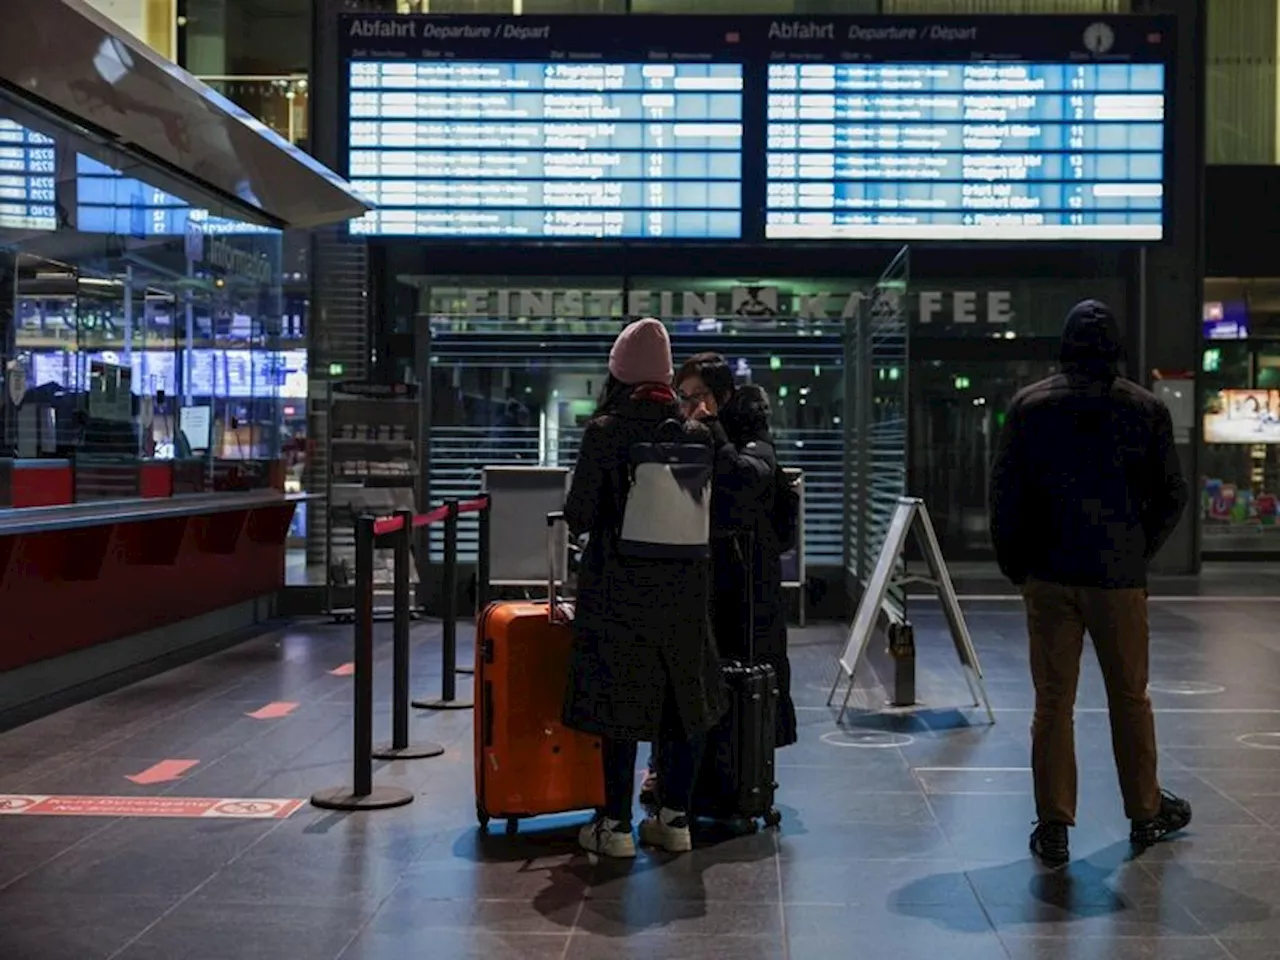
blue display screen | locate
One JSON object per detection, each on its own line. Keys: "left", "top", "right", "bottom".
{"left": 764, "top": 62, "right": 1166, "bottom": 241}
{"left": 346, "top": 61, "right": 744, "bottom": 239}
{"left": 74, "top": 154, "right": 279, "bottom": 237}
{"left": 340, "top": 14, "right": 1174, "bottom": 244}
{"left": 0, "top": 120, "right": 58, "bottom": 232}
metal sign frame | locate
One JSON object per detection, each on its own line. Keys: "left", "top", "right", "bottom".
{"left": 482, "top": 465, "right": 570, "bottom": 589}
{"left": 829, "top": 496, "right": 994, "bottom": 725}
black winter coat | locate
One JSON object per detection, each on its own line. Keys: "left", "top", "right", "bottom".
{"left": 990, "top": 371, "right": 1188, "bottom": 589}
{"left": 562, "top": 387, "right": 727, "bottom": 742}
{"left": 707, "top": 385, "right": 798, "bottom": 748}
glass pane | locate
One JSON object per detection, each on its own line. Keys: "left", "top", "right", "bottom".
{"left": 0, "top": 91, "right": 286, "bottom": 504}
{"left": 910, "top": 357, "right": 1059, "bottom": 555}
{"left": 1207, "top": 0, "right": 1278, "bottom": 164}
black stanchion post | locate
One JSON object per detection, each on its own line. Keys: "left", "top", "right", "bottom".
{"left": 312, "top": 515, "right": 414, "bottom": 811}
{"left": 475, "top": 495, "right": 491, "bottom": 615}
{"left": 414, "top": 500, "right": 473, "bottom": 711}
{"left": 373, "top": 510, "right": 444, "bottom": 761}
{"left": 456, "top": 496, "right": 482, "bottom": 676}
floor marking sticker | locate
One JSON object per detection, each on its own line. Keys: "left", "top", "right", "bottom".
{"left": 126, "top": 759, "right": 199, "bottom": 785}
{"left": 246, "top": 702, "right": 300, "bottom": 720}
{"left": 0, "top": 795, "right": 304, "bottom": 819}
{"left": 329, "top": 663, "right": 355, "bottom": 677}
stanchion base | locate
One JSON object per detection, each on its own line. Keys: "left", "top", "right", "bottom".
{"left": 372, "top": 741, "right": 446, "bottom": 761}
{"left": 310, "top": 785, "right": 414, "bottom": 811}
{"left": 456, "top": 666, "right": 475, "bottom": 675}
{"left": 413, "top": 697, "right": 474, "bottom": 711}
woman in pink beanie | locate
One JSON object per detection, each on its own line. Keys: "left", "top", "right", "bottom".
{"left": 562, "top": 319, "right": 726, "bottom": 858}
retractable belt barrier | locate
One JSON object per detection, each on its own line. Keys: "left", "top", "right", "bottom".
{"left": 311, "top": 496, "right": 491, "bottom": 813}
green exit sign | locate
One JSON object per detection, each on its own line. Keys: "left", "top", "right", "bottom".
{"left": 328, "top": 362, "right": 345, "bottom": 377}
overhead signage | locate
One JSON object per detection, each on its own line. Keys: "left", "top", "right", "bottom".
{"left": 339, "top": 14, "right": 1174, "bottom": 244}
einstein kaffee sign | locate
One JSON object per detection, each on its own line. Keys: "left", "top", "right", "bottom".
{"left": 430, "top": 280, "right": 1122, "bottom": 335}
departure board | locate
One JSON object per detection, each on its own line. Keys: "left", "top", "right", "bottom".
{"left": 346, "top": 61, "right": 743, "bottom": 239}
{"left": 765, "top": 62, "right": 1166, "bottom": 241}
{"left": 0, "top": 120, "right": 57, "bottom": 232}
{"left": 339, "top": 14, "right": 1175, "bottom": 244}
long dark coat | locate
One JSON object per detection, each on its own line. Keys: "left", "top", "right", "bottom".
{"left": 707, "top": 385, "right": 798, "bottom": 748}
{"left": 562, "top": 387, "right": 727, "bottom": 743}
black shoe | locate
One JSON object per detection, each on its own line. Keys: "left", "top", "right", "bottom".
{"left": 1030, "top": 822, "right": 1070, "bottom": 866}
{"left": 1130, "top": 790, "right": 1192, "bottom": 848}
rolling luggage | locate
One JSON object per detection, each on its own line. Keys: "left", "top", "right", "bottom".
{"left": 691, "top": 532, "right": 782, "bottom": 830}
{"left": 474, "top": 512, "right": 605, "bottom": 835}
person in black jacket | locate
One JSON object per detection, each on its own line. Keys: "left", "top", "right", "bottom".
{"left": 563, "top": 319, "right": 726, "bottom": 859}
{"left": 989, "top": 299, "right": 1192, "bottom": 867}
{"left": 678, "top": 354, "right": 798, "bottom": 748}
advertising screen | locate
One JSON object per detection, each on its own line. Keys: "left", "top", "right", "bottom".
{"left": 1204, "top": 390, "right": 1280, "bottom": 445}
{"left": 0, "top": 119, "right": 57, "bottom": 232}
{"left": 339, "top": 14, "right": 1173, "bottom": 244}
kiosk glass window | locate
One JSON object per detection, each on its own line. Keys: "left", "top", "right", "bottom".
{"left": 0, "top": 92, "right": 286, "bottom": 501}
{"left": 1201, "top": 279, "right": 1280, "bottom": 554}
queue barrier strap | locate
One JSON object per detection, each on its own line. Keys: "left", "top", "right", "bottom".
{"left": 371, "top": 496, "right": 491, "bottom": 538}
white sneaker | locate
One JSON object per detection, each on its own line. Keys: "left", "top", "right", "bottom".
{"left": 640, "top": 808, "right": 693, "bottom": 853}
{"left": 579, "top": 816, "right": 636, "bottom": 859}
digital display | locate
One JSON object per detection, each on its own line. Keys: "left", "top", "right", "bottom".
{"left": 1204, "top": 390, "right": 1280, "bottom": 445}
{"left": 0, "top": 119, "right": 58, "bottom": 232}
{"left": 340, "top": 14, "right": 1174, "bottom": 244}
{"left": 75, "top": 155, "right": 279, "bottom": 237}
{"left": 765, "top": 62, "right": 1165, "bottom": 241}
{"left": 28, "top": 349, "right": 307, "bottom": 399}
{"left": 346, "top": 61, "right": 743, "bottom": 239}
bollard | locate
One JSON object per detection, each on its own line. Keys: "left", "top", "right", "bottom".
{"left": 886, "top": 620, "right": 918, "bottom": 709}
{"left": 414, "top": 500, "right": 474, "bottom": 711}
{"left": 475, "top": 493, "right": 491, "bottom": 616}
{"left": 373, "top": 509, "right": 445, "bottom": 761}
{"left": 312, "top": 515, "right": 414, "bottom": 811}
{"left": 455, "top": 496, "right": 488, "bottom": 676}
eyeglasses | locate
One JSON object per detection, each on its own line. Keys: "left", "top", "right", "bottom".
{"left": 679, "top": 388, "right": 712, "bottom": 406}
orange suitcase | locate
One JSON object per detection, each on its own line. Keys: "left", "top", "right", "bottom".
{"left": 473, "top": 515, "right": 605, "bottom": 834}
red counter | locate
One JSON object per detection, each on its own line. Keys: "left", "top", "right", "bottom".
{"left": 0, "top": 492, "right": 302, "bottom": 672}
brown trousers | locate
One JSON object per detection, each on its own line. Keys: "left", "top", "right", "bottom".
{"left": 1022, "top": 578, "right": 1162, "bottom": 825}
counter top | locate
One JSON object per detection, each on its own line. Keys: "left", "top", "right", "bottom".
{"left": 0, "top": 491, "right": 310, "bottom": 537}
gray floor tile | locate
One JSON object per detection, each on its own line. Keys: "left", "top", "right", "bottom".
{"left": 114, "top": 901, "right": 371, "bottom": 960}
{"left": 341, "top": 930, "right": 570, "bottom": 960}
{"left": 0, "top": 892, "right": 173, "bottom": 960}
{"left": 565, "top": 933, "right": 786, "bottom": 960}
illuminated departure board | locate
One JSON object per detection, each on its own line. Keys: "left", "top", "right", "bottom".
{"left": 346, "top": 61, "right": 743, "bottom": 239}
{"left": 0, "top": 120, "right": 57, "bottom": 232}
{"left": 339, "top": 14, "right": 1175, "bottom": 244}
{"left": 765, "top": 62, "right": 1166, "bottom": 241}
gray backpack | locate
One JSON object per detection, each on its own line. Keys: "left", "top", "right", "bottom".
{"left": 618, "top": 419, "right": 713, "bottom": 560}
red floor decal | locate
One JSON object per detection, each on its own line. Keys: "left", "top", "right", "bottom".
{"left": 329, "top": 663, "right": 355, "bottom": 677}
{"left": 246, "top": 702, "right": 299, "bottom": 720}
{"left": 126, "top": 759, "right": 200, "bottom": 784}
{"left": 0, "top": 795, "right": 305, "bottom": 819}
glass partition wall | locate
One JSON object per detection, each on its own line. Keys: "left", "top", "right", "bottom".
{"left": 0, "top": 91, "right": 285, "bottom": 502}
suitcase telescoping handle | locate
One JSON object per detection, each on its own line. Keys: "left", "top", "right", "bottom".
{"left": 742, "top": 528, "right": 756, "bottom": 667}
{"left": 546, "top": 511, "right": 568, "bottom": 625}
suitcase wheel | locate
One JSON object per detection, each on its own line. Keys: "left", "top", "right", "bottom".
{"left": 763, "top": 808, "right": 782, "bottom": 829}
{"left": 476, "top": 804, "right": 490, "bottom": 832}
{"left": 505, "top": 817, "right": 519, "bottom": 836}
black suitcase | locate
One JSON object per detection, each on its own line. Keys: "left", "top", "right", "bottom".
{"left": 691, "top": 531, "right": 782, "bottom": 830}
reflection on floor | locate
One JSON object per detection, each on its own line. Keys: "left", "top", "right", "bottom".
{"left": 3, "top": 602, "right": 1280, "bottom": 959}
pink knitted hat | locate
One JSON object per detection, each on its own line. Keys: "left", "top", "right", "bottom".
{"left": 608, "top": 318, "right": 672, "bottom": 386}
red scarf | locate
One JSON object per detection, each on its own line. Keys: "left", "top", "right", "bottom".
{"left": 630, "top": 383, "right": 677, "bottom": 404}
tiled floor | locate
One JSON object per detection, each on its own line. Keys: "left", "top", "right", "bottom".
{"left": 4, "top": 599, "right": 1280, "bottom": 959}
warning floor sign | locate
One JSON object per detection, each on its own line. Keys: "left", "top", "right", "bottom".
{"left": 0, "top": 795, "right": 304, "bottom": 820}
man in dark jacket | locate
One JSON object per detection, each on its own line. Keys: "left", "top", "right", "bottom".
{"left": 990, "top": 299, "right": 1192, "bottom": 867}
